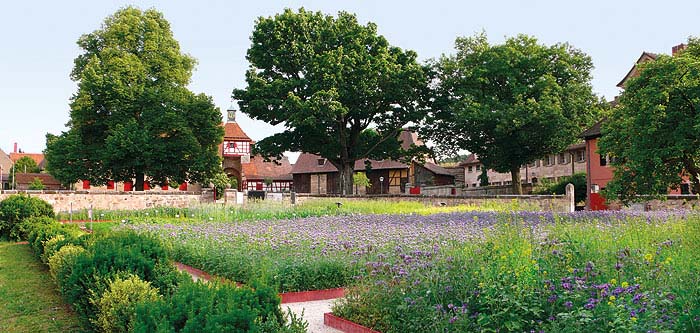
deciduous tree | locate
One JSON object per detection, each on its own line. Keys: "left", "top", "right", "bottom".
{"left": 233, "top": 8, "right": 428, "bottom": 195}
{"left": 599, "top": 38, "right": 700, "bottom": 201}
{"left": 45, "top": 7, "right": 223, "bottom": 191}
{"left": 427, "top": 33, "right": 603, "bottom": 194}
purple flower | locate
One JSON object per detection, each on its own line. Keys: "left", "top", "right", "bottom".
{"left": 564, "top": 301, "right": 573, "bottom": 309}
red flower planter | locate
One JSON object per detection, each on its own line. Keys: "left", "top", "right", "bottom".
{"left": 324, "top": 313, "right": 381, "bottom": 333}
{"left": 279, "top": 287, "right": 345, "bottom": 304}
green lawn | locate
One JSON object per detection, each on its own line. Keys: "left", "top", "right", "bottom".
{"left": 0, "top": 242, "right": 81, "bottom": 333}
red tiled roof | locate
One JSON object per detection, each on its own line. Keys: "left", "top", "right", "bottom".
{"left": 399, "top": 130, "right": 424, "bottom": 150}
{"left": 223, "top": 122, "right": 252, "bottom": 141}
{"left": 9, "top": 153, "right": 45, "bottom": 168}
{"left": 291, "top": 153, "right": 409, "bottom": 174}
{"left": 14, "top": 173, "right": 61, "bottom": 186}
{"left": 420, "top": 162, "right": 455, "bottom": 176}
{"left": 458, "top": 153, "right": 480, "bottom": 166}
{"left": 616, "top": 52, "right": 658, "bottom": 88}
{"left": 242, "top": 155, "right": 293, "bottom": 181}
{"left": 581, "top": 119, "right": 606, "bottom": 139}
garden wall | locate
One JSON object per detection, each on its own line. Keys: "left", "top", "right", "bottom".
{"left": 607, "top": 195, "right": 700, "bottom": 211}
{"left": 0, "top": 191, "right": 204, "bottom": 213}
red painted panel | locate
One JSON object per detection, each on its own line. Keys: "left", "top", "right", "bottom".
{"left": 82, "top": 180, "right": 90, "bottom": 189}
{"left": 256, "top": 182, "right": 263, "bottom": 191}
{"left": 179, "top": 183, "right": 188, "bottom": 191}
{"left": 124, "top": 181, "right": 133, "bottom": 192}
{"left": 106, "top": 180, "right": 115, "bottom": 190}
{"left": 409, "top": 187, "right": 421, "bottom": 195}
{"left": 144, "top": 181, "right": 150, "bottom": 190}
{"left": 162, "top": 184, "right": 168, "bottom": 190}
{"left": 590, "top": 193, "right": 608, "bottom": 210}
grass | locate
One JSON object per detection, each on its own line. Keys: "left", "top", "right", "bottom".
{"left": 0, "top": 242, "right": 81, "bottom": 333}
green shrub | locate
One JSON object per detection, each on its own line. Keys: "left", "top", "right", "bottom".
{"left": 91, "top": 275, "right": 160, "bottom": 333}
{"left": 48, "top": 244, "right": 86, "bottom": 282}
{"left": 0, "top": 194, "right": 55, "bottom": 240}
{"left": 60, "top": 231, "right": 172, "bottom": 327}
{"left": 534, "top": 172, "right": 586, "bottom": 204}
{"left": 42, "top": 234, "right": 66, "bottom": 263}
{"left": 132, "top": 281, "right": 286, "bottom": 333}
{"left": 26, "top": 221, "right": 83, "bottom": 260}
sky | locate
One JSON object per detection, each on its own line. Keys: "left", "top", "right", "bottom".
{"left": 1, "top": 0, "right": 698, "bottom": 161}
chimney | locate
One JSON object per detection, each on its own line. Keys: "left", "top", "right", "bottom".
{"left": 13, "top": 142, "right": 17, "bottom": 153}
{"left": 672, "top": 43, "right": 687, "bottom": 56}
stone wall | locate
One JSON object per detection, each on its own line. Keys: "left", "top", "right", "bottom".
{"left": 607, "top": 195, "right": 700, "bottom": 211}
{"left": 0, "top": 191, "right": 204, "bottom": 213}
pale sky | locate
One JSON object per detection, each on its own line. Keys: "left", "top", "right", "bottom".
{"left": 1, "top": 0, "right": 698, "bottom": 160}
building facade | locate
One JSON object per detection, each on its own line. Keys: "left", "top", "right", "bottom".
{"left": 460, "top": 143, "right": 587, "bottom": 190}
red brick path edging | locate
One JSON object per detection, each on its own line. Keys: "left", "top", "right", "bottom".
{"left": 280, "top": 287, "right": 345, "bottom": 304}
{"left": 324, "top": 313, "right": 381, "bottom": 333}
{"left": 173, "top": 262, "right": 216, "bottom": 282}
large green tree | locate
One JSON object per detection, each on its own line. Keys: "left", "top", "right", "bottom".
{"left": 9, "top": 156, "right": 41, "bottom": 186}
{"left": 233, "top": 8, "right": 428, "bottom": 195}
{"left": 599, "top": 38, "right": 700, "bottom": 201}
{"left": 427, "top": 33, "right": 603, "bottom": 194}
{"left": 45, "top": 7, "right": 223, "bottom": 191}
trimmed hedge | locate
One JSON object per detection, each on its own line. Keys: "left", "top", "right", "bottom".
{"left": 0, "top": 194, "right": 54, "bottom": 240}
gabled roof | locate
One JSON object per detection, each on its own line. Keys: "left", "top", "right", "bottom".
{"left": 458, "top": 153, "right": 480, "bottom": 166}
{"left": 242, "top": 155, "right": 293, "bottom": 181}
{"left": 420, "top": 162, "right": 455, "bottom": 177}
{"left": 9, "top": 152, "right": 45, "bottom": 169}
{"left": 291, "top": 153, "right": 340, "bottom": 174}
{"left": 14, "top": 173, "right": 61, "bottom": 186}
{"left": 616, "top": 52, "right": 658, "bottom": 88}
{"left": 399, "top": 130, "right": 424, "bottom": 150}
{"left": 291, "top": 153, "right": 409, "bottom": 174}
{"left": 222, "top": 122, "right": 252, "bottom": 141}
{"left": 581, "top": 118, "right": 606, "bottom": 140}
{"left": 0, "top": 149, "right": 13, "bottom": 174}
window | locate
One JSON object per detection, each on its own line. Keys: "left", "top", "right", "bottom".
{"left": 558, "top": 153, "right": 569, "bottom": 164}
{"left": 575, "top": 150, "right": 585, "bottom": 162}
{"left": 468, "top": 166, "right": 473, "bottom": 173}
{"left": 546, "top": 155, "right": 556, "bottom": 166}
{"left": 476, "top": 165, "right": 481, "bottom": 171}
{"left": 600, "top": 154, "right": 607, "bottom": 166}
{"left": 528, "top": 160, "right": 540, "bottom": 168}
{"left": 472, "top": 183, "right": 477, "bottom": 188}
{"left": 317, "top": 158, "right": 326, "bottom": 166}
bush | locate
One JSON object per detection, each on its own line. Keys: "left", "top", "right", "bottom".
{"left": 0, "top": 194, "right": 55, "bottom": 240}
{"left": 60, "top": 231, "right": 173, "bottom": 327}
{"left": 534, "top": 172, "right": 586, "bottom": 204}
{"left": 26, "top": 221, "right": 83, "bottom": 260}
{"left": 132, "top": 281, "right": 287, "bottom": 333}
{"left": 48, "top": 244, "right": 86, "bottom": 282}
{"left": 91, "top": 275, "right": 160, "bottom": 333}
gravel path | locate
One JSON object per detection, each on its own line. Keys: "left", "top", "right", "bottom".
{"left": 283, "top": 299, "right": 343, "bottom": 333}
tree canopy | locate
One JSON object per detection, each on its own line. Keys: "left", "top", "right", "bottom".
{"left": 426, "top": 33, "right": 603, "bottom": 194}
{"left": 13, "top": 156, "right": 40, "bottom": 174}
{"left": 599, "top": 38, "right": 700, "bottom": 201}
{"left": 233, "top": 8, "right": 428, "bottom": 195}
{"left": 45, "top": 7, "right": 223, "bottom": 191}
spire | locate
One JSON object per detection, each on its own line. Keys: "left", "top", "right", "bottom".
{"left": 226, "top": 103, "right": 237, "bottom": 123}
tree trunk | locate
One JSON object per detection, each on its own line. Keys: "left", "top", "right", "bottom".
{"left": 338, "top": 162, "right": 354, "bottom": 196}
{"left": 135, "top": 172, "right": 145, "bottom": 191}
{"left": 511, "top": 167, "right": 523, "bottom": 195}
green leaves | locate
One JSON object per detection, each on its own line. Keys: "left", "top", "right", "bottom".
{"left": 234, "top": 8, "right": 428, "bottom": 194}
{"left": 599, "top": 38, "right": 700, "bottom": 202}
{"left": 46, "top": 7, "right": 223, "bottom": 189}
{"left": 427, "top": 32, "right": 603, "bottom": 193}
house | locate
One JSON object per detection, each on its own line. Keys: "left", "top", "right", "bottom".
{"left": 291, "top": 130, "right": 454, "bottom": 195}
{"left": 582, "top": 43, "right": 688, "bottom": 210}
{"left": 460, "top": 143, "right": 587, "bottom": 190}
{"left": 220, "top": 107, "right": 293, "bottom": 193}
{"left": 0, "top": 148, "right": 13, "bottom": 190}
{"left": 14, "top": 173, "right": 63, "bottom": 190}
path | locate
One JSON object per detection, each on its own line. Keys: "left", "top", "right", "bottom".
{"left": 284, "top": 299, "right": 342, "bottom": 333}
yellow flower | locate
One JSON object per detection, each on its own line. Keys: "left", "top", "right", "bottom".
{"left": 631, "top": 316, "right": 638, "bottom": 322}
{"left": 609, "top": 295, "right": 616, "bottom": 301}
{"left": 543, "top": 271, "right": 548, "bottom": 276}
{"left": 621, "top": 281, "right": 629, "bottom": 288}
{"left": 531, "top": 260, "right": 537, "bottom": 265}
{"left": 644, "top": 253, "right": 654, "bottom": 262}
{"left": 610, "top": 278, "right": 617, "bottom": 285}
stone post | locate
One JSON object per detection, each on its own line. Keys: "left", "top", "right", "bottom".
{"left": 565, "top": 183, "right": 575, "bottom": 213}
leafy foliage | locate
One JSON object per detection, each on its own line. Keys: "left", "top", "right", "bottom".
{"left": 12, "top": 156, "right": 41, "bottom": 174}
{"left": 208, "top": 171, "right": 230, "bottom": 200}
{"left": 426, "top": 32, "right": 603, "bottom": 193}
{"left": 48, "top": 244, "right": 86, "bottom": 282}
{"left": 91, "top": 275, "right": 160, "bottom": 333}
{"left": 534, "top": 172, "right": 587, "bottom": 203}
{"left": 0, "top": 194, "right": 55, "bottom": 240}
{"left": 132, "top": 281, "right": 287, "bottom": 333}
{"left": 233, "top": 8, "right": 429, "bottom": 194}
{"left": 28, "top": 177, "right": 45, "bottom": 190}
{"left": 599, "top": 38, "right": 700, "bottom": 202}
{"left": 45, "top": 7, "right": 223, "bottom": 191}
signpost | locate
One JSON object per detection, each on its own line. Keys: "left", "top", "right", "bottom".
{"left": 379, "top": 176, "right": 384, "bottom": 195}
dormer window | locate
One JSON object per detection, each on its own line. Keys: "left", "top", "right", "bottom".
{"left": 317, "top": 158, "right": 326, "bottom": 166}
